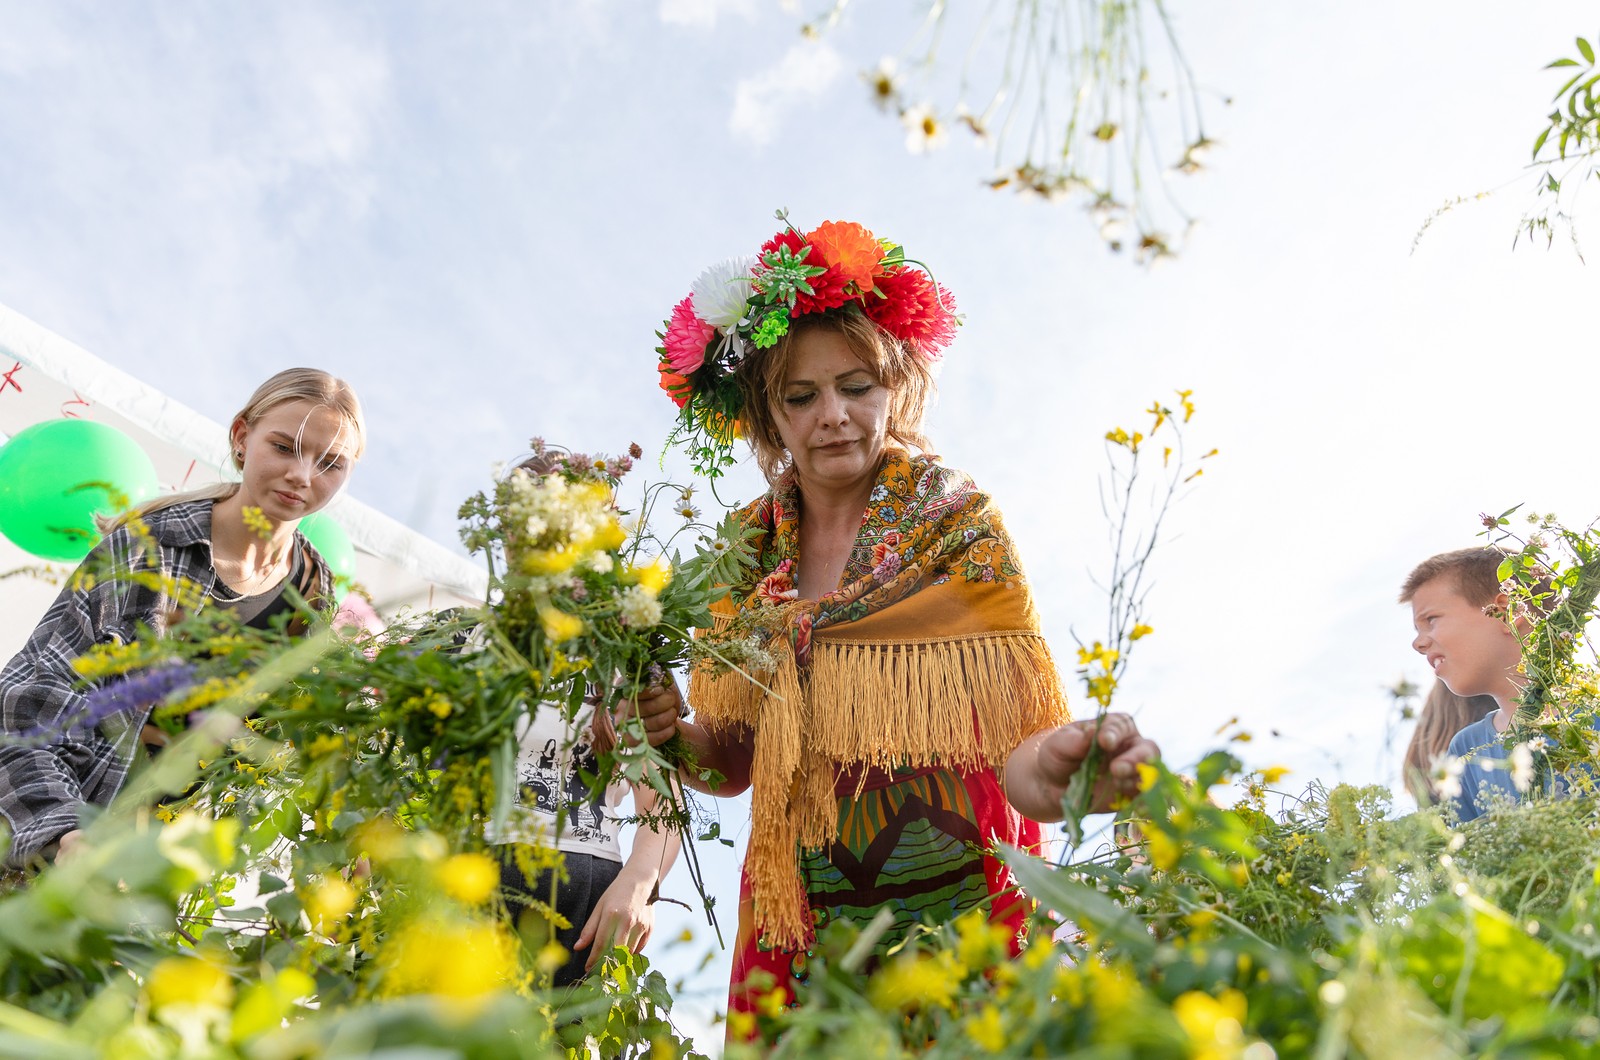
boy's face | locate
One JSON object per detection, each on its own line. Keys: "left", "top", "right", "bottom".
{"left": 1409, "top": 576, "right": 1521, "bottom": 700}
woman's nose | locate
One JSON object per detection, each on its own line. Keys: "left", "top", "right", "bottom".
{"left": 817, "top": 389, "right": 848, "bottom": 426}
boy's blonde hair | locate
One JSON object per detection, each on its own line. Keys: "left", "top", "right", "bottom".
{"left": 1397, "top": 547, "right": 1508, "bottom": 608}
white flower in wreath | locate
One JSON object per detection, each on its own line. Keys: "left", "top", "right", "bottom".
{"left": 690, "top": 256, "right": 757, "bottom": 332}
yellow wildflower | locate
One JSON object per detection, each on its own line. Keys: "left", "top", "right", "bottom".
{"left": 1172, "top": 988, "right": 1247, "bottom": 1059}
{"left": 1259, "top": 765, "right": 1290, "bottom": 785}
{"left": 756, "top": 986, "right": 787, "bottom": 1019}
{"left": 1146, "top": 829, "right": 1181, "bottom": 872}
{"left": 305, "top": 733, "right": 344, "bottom": 758}
{"left": 1147, "top": 401, "right": 1168, "bottom": 433}
{"left": 241, "top": 505, "right": 273, "bottom": 539}
{"left": 305, "top": 877, "right": 358, "bottom": 930}
{"left": 538, "top": 605, "right": 585, "bottom": 643}
{"left": 146, "top": 955, "right": 233, "bottom": 1011}
{"left": 1076, "top": 641, "right": 1119, "bottom": 668}
{"left": 1086, "top": 673, "right": 1118, "bottom": 707}
{"left": 1085, "top": 959, "right": 1137, "bottom": 1017}
{"left": 1176, "top": 388, "right": 1196, "bottom": 422}
{"left": 438, "top": 852, "right": 500, "bottom": 905}
{"left": 868, "top": 951, "right": 964, "bottom": 1012}
{"left": 536, "top": 941, "right": 569, "bottom": 975}
{"left": 964, "top": 1004, "right": 1006, "bottom": 1052}
{"left": 1136, "top": 762, "right": 1161, "bottom": 792}
{"left": 1130, "top": 623, "right": 1153, "bottom": 641}
{"left": 630, "top": 556, "right": 672, "bottom": 595}
{"left": 379, "top": 918, "right": 519, "bottom": 1000}
{"left": 726, "top": 1010, "right": 758, "bottom": 1041}
{"left": 591, "top": 513, "right": 629, "bottom": 552}
{"left": 954, "top": 907, "right": 1013, "bottom": 969}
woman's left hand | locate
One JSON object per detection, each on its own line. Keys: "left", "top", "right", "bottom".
{"left": 1004, "top": 713, "right": 1161, "bottom": 822}
{"left": 573, "top": 865, "right": 657, "bottom": 970}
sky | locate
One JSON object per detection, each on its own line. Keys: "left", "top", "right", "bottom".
{"left": 2, "top": 0, "right": 1598, "bottom": 1049}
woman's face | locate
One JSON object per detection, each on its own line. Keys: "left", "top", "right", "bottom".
{"left": 232, "top": 400, "right": 357, "bottom": 525}
{"left": 772, "top": 328, "right": 891, "bottom": 494}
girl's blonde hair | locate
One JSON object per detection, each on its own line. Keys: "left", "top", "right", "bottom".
{"left": 1403, "top": 680, "right": 1498, "bottom": 804}
{"left": 104, "top": 368, "right": 366, "bottom": 529}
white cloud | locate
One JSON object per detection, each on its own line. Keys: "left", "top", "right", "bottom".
{"left": 659, "top": 0, "right": 755, "bottom": 29}
{"left": 728, "top": 41, "right": 842, "bottom": 146}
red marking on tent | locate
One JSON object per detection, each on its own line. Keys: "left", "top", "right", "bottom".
{"left": 179, "top": 460, "right": 197, "bottom": 488}
{"left": 60, "top": 391, "right": 91, "bottom": 419}
{"left": 0, "top": 362, "right": 22, "bottom": 395}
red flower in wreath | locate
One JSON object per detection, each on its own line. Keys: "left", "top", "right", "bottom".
{"left": 758, "top": 230, "right": 851, "bottom": 317}
{"left": 863, "top": 266, "right": 959, "bottom": 357}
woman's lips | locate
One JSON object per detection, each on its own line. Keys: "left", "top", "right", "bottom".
{"left": 274, "top": 490, "right": 305, "bottom": 506}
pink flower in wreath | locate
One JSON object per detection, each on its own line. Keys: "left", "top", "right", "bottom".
{"left": 662, "top": 295, "right": 717, "bottom": 375}
{"left": 757, "top": 559, "right": 799, "bottom": 603}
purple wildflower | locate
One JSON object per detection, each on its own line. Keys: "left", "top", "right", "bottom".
{"left": 5, "top": 662, "right": 197, "bottom": 748}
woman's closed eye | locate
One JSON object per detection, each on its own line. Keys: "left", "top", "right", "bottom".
{"left": 784, "top": 392, "right": 816, "bottom": 407}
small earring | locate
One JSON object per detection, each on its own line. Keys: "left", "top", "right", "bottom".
{"left": 234, "top": 449, "right": 244, "bottom": 465}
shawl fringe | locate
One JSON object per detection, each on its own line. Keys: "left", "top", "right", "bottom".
{"left": 688, "top": 624, "right": 1069, "bottom": 949}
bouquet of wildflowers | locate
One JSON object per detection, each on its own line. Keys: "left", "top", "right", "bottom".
{"left": 457, "top": 440, "right": 763, "bottom": 938}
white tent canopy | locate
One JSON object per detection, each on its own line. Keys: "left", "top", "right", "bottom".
{"left": 0, "top": 302, "right": 487, "bottom": 658}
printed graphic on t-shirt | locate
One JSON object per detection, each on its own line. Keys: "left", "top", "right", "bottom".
{"left": 517, "top": 728, "right": 610, "bottom": 846}
{"left": 496, "top": 704, "right": 623, "bottom": 861}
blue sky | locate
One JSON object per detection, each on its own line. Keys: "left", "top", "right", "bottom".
{"left": 3, "top": 0, "right": 1598, "bottom": 1047}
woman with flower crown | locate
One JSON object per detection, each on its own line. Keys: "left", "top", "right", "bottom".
{"left": 629, "top": 213, "right": 1158, "bottom": 1034}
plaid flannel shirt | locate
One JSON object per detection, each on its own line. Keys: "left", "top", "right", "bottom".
{"left": 0, "top": 500, "right": 332, "bottom": 865}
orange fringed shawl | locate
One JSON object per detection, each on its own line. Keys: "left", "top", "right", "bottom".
{"left": 688, "top": 450, "right": 1070, "bottom": 949}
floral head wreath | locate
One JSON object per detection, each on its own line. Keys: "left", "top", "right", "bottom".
{"left": 656, "top": 209, "right": 959, "bottom": 478}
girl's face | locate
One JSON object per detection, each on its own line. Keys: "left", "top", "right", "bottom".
{"left": 772, "top": 328, "right": 891, "bottom": 495}
{"left": 231, "top": 400, "right": 357, "bottom": 526}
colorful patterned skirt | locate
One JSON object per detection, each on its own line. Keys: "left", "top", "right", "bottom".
{"left": 726, "top": 764, "right": 1041, "bottom": 1026}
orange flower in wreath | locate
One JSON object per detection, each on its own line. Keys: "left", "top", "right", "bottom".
{"left": 805, "top": 220, "right": 883, "bottom": 292}
{"left": 658, "top": 362, "right": 692, "bottom": 409}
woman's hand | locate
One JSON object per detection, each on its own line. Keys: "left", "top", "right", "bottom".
{"left": 612, "top": 680, "right": 684, "bottom": 749}
{"left": 573, "top": 865, "right": 656, "bottom": 970}
{"left": 1004, "top": 714, "right": 1160, "bottom": 822}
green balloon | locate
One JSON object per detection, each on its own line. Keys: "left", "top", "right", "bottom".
{"left": 0, "top": 420, "right": 159, "bottom": 562}
{"left": 296, "top": 511, "right": 356, "bottom": 602}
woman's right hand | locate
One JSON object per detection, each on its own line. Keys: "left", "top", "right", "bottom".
{"left": 613, "top": 679, "right": 684, "bottom": 749}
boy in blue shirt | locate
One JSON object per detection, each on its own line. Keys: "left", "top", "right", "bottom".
{"left": 1400, "top": 547, "right": 1539, "bottom": 822}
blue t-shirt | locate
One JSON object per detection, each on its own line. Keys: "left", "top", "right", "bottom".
{"left": 1445, "top": 711, "right": 1512, "bottom": 823}
{"left": 1446, "top": 708, "right": 1598, "bottom": 823}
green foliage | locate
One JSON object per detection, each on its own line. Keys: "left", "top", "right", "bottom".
{"left": 1520, "top": 31, "right": 1600, "bottom": 254}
